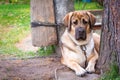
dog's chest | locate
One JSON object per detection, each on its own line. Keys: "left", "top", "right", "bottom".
{"left": 85, "top": 38, "right": 94, "bottom": 57}
{"left": 68, "top": 48, "right": 86, "bottom": 67}
{"left": 78, "top": 38, "right": 94, "bottom": 57}
{"left": 74, "top": 39, "right": 94, "bottom": 66}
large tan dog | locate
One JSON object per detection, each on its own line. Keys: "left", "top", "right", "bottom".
{"left": 60, "top": 11, "right": 100, "bottom": 76}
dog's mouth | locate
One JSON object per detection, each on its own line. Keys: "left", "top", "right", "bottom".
{"left": 75, "top": 27, "right": 86, "bottom": 40}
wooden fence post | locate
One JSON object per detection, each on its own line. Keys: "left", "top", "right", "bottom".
{"left": 54, "top": 0, "right": 74, "bottom": 40}
{"left": 31, "top": 0, "right": 74, "bottom": 55}
{"left": 31, "top": 0, "right": 57, "bottom": 47}
{"left": 54, "top": 0, "right": 74, "bottom": 55}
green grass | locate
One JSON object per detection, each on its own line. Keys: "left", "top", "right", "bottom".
{"left": 74, "top": 1, "right": 103, "bottom": 10}
{"left": 0, "top": 4, "right": 55, "bottom": 59}
{"left": 37, "top": 45, "right": 55, "bottom": 56}
{"left": 0, "top": 4, "right": 36, "bottom": 58}
{"left": 0, "top": 4, "right": 30, "bottom": 26}
{"left": 99, "top": 63, "right": 120, "bottom": 80}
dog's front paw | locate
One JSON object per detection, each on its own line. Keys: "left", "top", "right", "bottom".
{"left": 85, "top": 66, "right": 95, "bottom": 74}
{"left": 75, "top": 68, "right": 87, "bottom": 77}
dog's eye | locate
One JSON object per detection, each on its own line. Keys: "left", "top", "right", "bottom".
{"left": 83, "top": 19, "right": 88, "bottom": 24}
{"left": 73, "top": 20, "right": 78, "bottom": 25}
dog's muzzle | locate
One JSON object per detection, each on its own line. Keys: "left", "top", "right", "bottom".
{"left": 75, "top": 27, "right": 86, "bottom": 40}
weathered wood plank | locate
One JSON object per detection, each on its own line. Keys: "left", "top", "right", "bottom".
{"left": 31, "top": 0, "right": 57, "bottom": 47}
{"left": 54, "top": 0, "right": 74, "bottom": 39}
{"left": 54, "top": 0, "right": 74, "bottom": 55}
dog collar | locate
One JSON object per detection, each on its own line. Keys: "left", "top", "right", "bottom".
{"left": 80, "top": 45, "right": 87, "bottom": 53}
{"left": 80, "top": 45, "right": 88, "bottom": 67}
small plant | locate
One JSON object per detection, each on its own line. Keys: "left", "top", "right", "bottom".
{"left": 37, "top": 45, "right": 55, "bottom": 56}
{"left": 100, "top": 63, "right": 120, "bottom": 80}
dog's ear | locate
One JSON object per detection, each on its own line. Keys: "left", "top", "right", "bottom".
{"left": 63, "top": 12, "right": 73, "bottom": 31}
{"left": 86, "top": 12, "right": 96, "bottom": 29}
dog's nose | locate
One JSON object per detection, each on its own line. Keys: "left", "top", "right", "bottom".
{"left": 78, "top": 27, "right": 85, "bottom": 34}
{"left": 75, "top": 27, "right": 86, "bottom": 40}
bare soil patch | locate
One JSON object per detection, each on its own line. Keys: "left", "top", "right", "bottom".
{"left": 16, "top": 34, "right": 38, "bottom": 52}
{"left": 0, "top": 55, "right": 100, "bottom": 80}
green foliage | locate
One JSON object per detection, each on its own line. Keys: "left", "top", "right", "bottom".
{"left": 74, "top": 1, "right": 103, "bottom": 10}
{"left": 37, "top": 45, "right": 55, "bottom": 56}
{"left": 100, "top": 63, "right": 120, "bottom": 80}
{"left": 10, "top": 0, "right": 18, "bottom": 3}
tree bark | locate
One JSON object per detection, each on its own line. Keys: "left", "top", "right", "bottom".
{"left": 97, "top": 0, "right": 120, "bottom": 73}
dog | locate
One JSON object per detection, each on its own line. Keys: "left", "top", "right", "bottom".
{"left": 60, "top": 11, "right": 100, "bottom": 76}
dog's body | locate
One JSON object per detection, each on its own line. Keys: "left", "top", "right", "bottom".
{"left": 60, "top": 11, "right": 100, "bottom": 76}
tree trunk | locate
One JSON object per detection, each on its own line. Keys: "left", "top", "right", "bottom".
{"left": 97, "top": 0, "right": 120, "bottom": 73}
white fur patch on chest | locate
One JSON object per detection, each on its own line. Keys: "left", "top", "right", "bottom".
{"left": 85, "top": 38, "right": 94, "bottom": 57}
{"left": 76, "top": 38, "right": 94, "bottom": 57}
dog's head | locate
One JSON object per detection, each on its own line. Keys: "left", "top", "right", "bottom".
{"left": 63, "top": 11, "right": 96, "bottom": 41}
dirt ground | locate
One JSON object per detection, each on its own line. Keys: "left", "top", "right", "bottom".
{"left": 1, "top": 34, "right": 100, "bottom": 80}
{"left": 0, "top": 55, "right": 60, "bottom": 80}
{"left": 16, "top": 34, "right": 39, "bottom": 52}
{"left": 0, "top": 55, "right": 100, "bottom": 80}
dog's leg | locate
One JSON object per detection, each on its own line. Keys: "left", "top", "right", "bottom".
{"left": 66, "top": 60, "right": 87, "bottom": 76}
{"left": 86, "top": 48, "right": 98, "bottom": 73}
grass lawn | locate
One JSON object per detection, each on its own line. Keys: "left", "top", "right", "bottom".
{"left": 0, "top": 4, "right": 55, "bottom": 59}
{"left": 0, "top": 4, "right": 36, "bottom": 58}
{"left": 74, "top": 1, "right": 103, "bottom": 10}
